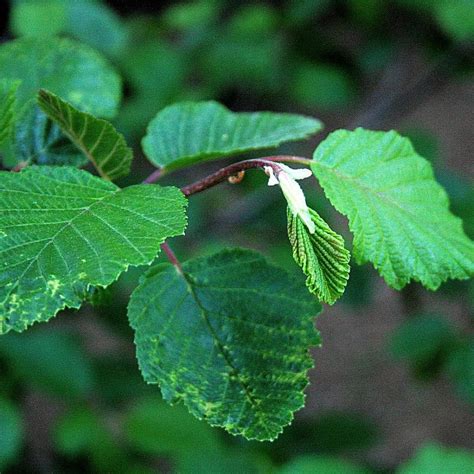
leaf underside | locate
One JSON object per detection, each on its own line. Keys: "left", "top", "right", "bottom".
{"left": 128, "top": 248, "right": 321, "bottom": 441}
{"left": 287, "top": 207, "right": 350, "bottom": 304}
{"left": 0, "top": 37, "right": 121, "bottom": 169}
{"left": 0, "top": 167, "right": 187, "bottom": 334}
{"left": 142, "top": 101, "right": 323, "bottom": 172}
{"left": 0, "top": 80, "right": 19, "bottom": 147}
{"left": 2, "top": 103, "right": 86, "bottom": 169}
{"left": 311, "top": 128, "right": 474, "bottom": 290}
{"left": 38, "top": 89, "right": 132, "bottom": 181}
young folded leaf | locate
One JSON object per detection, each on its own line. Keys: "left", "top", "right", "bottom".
{"left": 311, "top": 128, "right": 474, "bottom": 290}
{"left": 142, "top": 101, "right": 323, "bottom": 172}
{"left": 287, "top": 207, "right": 350, "bottom": 304}
{"left": 37, "top": 89, "right": 132, "bottom": 181}
{"left": 128, "top": 248, "right": 321, "bottom": 441}
{"left": 0, "top": 167, "right": 187, "bottom": 335}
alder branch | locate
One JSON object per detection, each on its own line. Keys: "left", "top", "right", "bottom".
{"left": 179, "top": 156, "right": 311, "bottom": 196}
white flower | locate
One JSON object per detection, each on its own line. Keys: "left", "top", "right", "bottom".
{"left": 264, "top": 164, "right": 315, "bottom": 234}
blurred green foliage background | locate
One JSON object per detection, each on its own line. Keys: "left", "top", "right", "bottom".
{"left": 0, "top": 0, "right": 473, "bottom": 472}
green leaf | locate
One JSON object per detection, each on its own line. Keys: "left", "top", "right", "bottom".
{"left": 1, "top": 103, "right": 86, "bottom": 169}
{"left": 10, "top": 0, "right": 128, "bottom": 58}
{"left": 311, "top": 128, "right": 474, "bottom": 290}
{"left": 53, "top": 406, "right": 129, "bottom": 472}
{"left": 124, "top": 397, "right": 222, "bottom": 458}
{"left": 0, "top": 166, "right": 187, "bottom": 334}
{"left": 446, "top": 338, "right": 474, "bottom": 404}
{"left": 0, "top": 37, "right": 121, "bottom": 169}
{"left": 0, "top": 327, "right": 95, "bottom": 398}
{"left": 0, "top": 37, "right": 121, "bottom": 118}
{"left": 291, "top": 63, "right": 356, "bottom": 110}
{"left": 389, "top": 314, "right": 457, "bottom": 364}
{"left": 0, "top": 80, "right": 19, "bottom": 147}
{"left": 278, "top": 455, "right": 370, "bottom": 474}
{"left": 10, "top": 0, "right": 66, "bottom": 38}
{"left": 38, "top": 89, "right": 132, "bottom": 181}
{"left": 142, "top": 101, "right": 322, "bottom": 172}
{"left": 0, "top": 397, "right": 24, "bottom": 470}
{"left": 128, "top": 248, "right": 321, "bottom": 441}
{"left": 434, "top": 0, "right": 474, "bottom": 42}
{"left": 65, "top": 0, "right": 128, "bottom": 58}
{"left": 287, "top": 207, "right": 350, "bottom": 304}
{"left": 397, "top": 442, "right": 474, "bottom": 474}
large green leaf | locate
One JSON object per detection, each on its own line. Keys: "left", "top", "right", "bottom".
{"left": 0, "top": 37, "right": 121, "bottom": 118}
{"left": 0, "top": 167, "right": 187, "bottom": 334}
{"left": 142, "top": 101, "right": 322, "bottom": 172}
{"left": 0, "top": 80, "right": 19, "bottom": 147}
{"left": 311, "top": 128, "right": 474, "bottom": 290}
{"left": 287, "top": 207, "right": 350, "bottom": 304}
{"left": 38, "top": 89, "right": 132, "bottom": 181}
{"left": 128, "top": 248, "right": 321, "bottom": 441}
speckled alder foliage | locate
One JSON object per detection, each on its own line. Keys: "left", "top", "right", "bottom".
{"left": 1, "top": 37, "right": 473, "bottom": 441}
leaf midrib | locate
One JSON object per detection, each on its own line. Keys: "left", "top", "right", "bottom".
{"left": 179, "top": 267, "right": 272, "bottom": 437}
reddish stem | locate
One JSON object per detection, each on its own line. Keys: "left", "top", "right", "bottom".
{"left": 180, "top": 155, "right": 311, "bottom": 197}
{"left": 142, "top": 168, "right": 164, "bottom": 184}
{"left": 161, "top": 242, "right": 183, "bottom": 273}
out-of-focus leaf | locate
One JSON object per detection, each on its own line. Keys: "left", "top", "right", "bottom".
{"left": 124, "top": 397, "right": 222, "bottom": 457}
{"left": 0, "top": 397, "right": 24, "bottom": 470}
{"left": 390, "top": 314, "right": 457, "bottom": 365}
{"left": 65, "top": 0, "right": 128, "bottom": 58}
{"left": 38, "top": 89, "right": 133, "bottom": 181}
{"left": 161, "top": 0, "right": 221, "bottom": 31}
{"left": 54, "top": 407, "right": 129, "bottom": 472}
{"left": 446, "top": 338, "right": 474, "bottom": 404}
{"left": 0, "top": 37, "right": 121, "bottom": 118}
{"left": 291, "top": 64, "right": 356, "bottom": 110}
{"left": 143, "top": 101, "right": 322, "bottom": 172}
{"left": 277, "top": 455, "right": 371, "bottom": 474}
{"left": 125, "top": 397, "right": 270, "bottom": 473}
{"left": 434, "top": 0, "right": 474, "bottom": 42}
{"left": 128, "top": 248, "right": 321, "bottom": 441}
{"left": 10, "top": 0, "right": 66, "bottom": 37}
{"left": 116, "top": 41, "right": 188, "bottom": 138}
{"left": 348, "top": 0, "right": 384, "bottom": 26}
{"left": 271, "top": 411, "right": 378, "bottom": 458}
{"left": 285, "top": 0, "right": 331, "bottom": 26}
{"left": 0, "top": 37, "right": 121, "bottom": 168}
{"left": 0, "top": 327, "right": 94, "bottom": 398}
{"left": 202, "top": 37, "right": 284, "bottom": 94}
{"left": 228, "top": 4, "right": 279, "bottom": 37}
{"left": 397, "top": 442, "right": 474, "bottom": 473}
